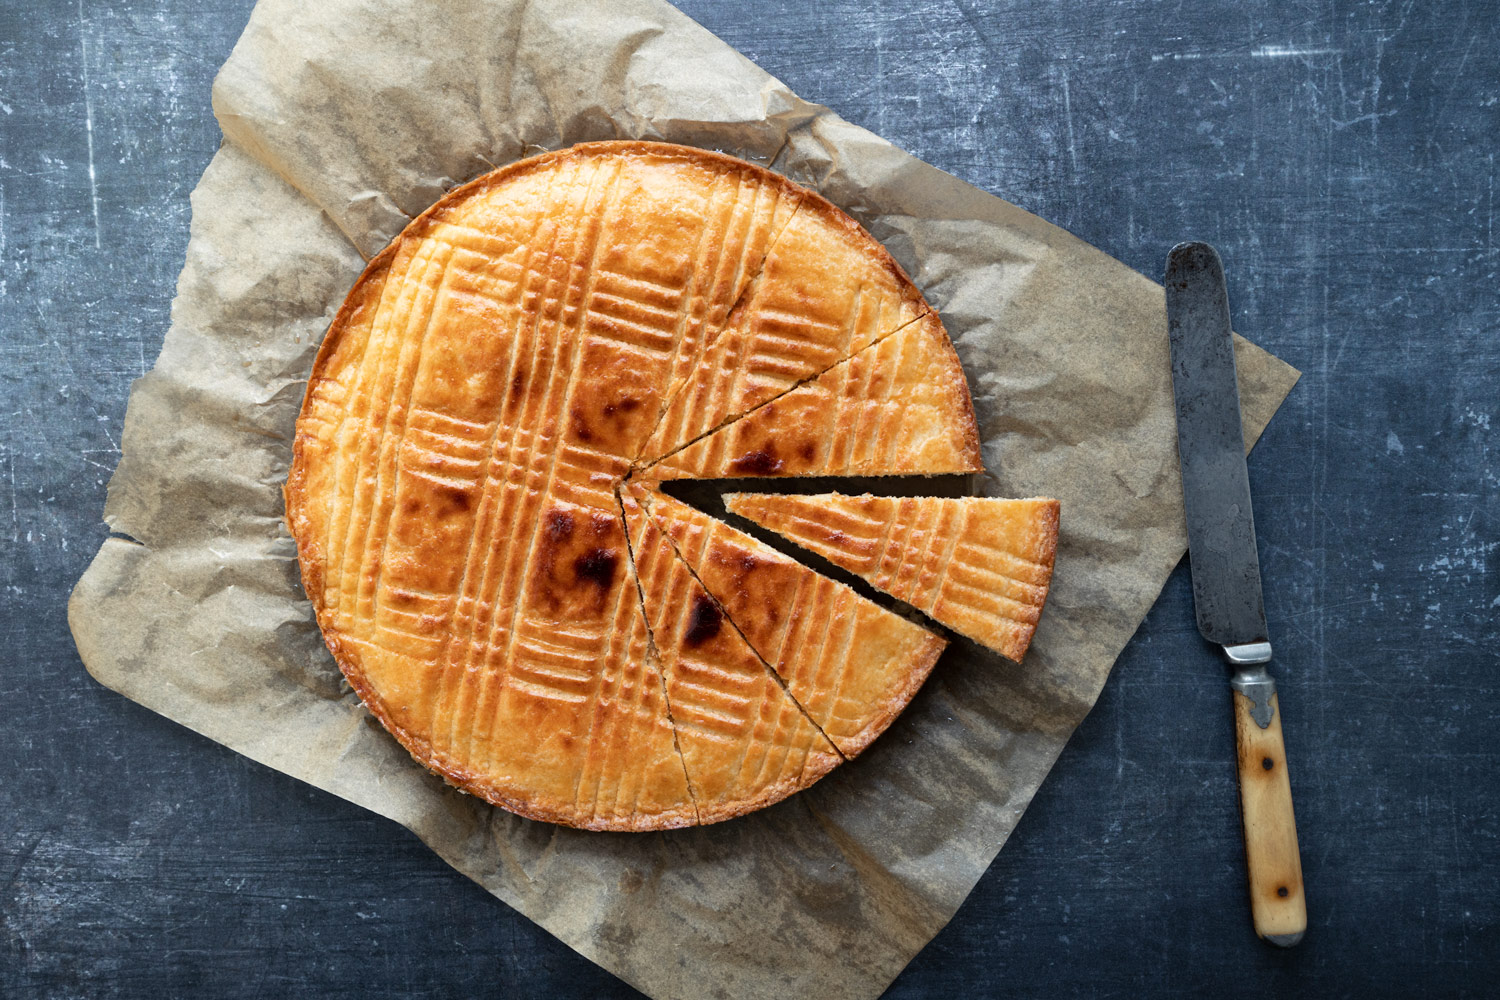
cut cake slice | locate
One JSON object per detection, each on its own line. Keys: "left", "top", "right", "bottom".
{"left": 725, "top": 493, "right": 1060, "bottom": 662}
{"left": 621, "top": 493, "right": 842, "bottom": 823}
{"left": 627, "top": 482, "right": 946, "bottom": 757}
{"left": 638, "top": 193, "right": 931, "bottom": 464}
{"left": 650, "top": 313, "right": 981, "bottom": 480}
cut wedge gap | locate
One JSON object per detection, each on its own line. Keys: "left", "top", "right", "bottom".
{"left": 658, "top": 480, "right": 965, "bottom": 644}
{"left": 657, "top": 485, "right": 1051, "bottom": 675}
{"left": 660, "top": 474, "right": 978, "bottom": 502}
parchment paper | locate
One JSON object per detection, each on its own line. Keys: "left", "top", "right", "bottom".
{"left": 68, "top": 1, "right": 1301, "bottom": 997}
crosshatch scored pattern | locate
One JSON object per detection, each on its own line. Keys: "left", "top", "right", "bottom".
{"left": 284, "top": 140, "right": 995, "bottom": 830}
{"left": 725, "top": 494, "right": 1061, "bottom": 664}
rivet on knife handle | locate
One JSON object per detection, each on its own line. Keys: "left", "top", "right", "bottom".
{"left": 1165, "top": 242, "right": 1307, "bottom": 947}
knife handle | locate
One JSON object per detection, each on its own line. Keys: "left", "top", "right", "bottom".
{"left": 1232, "top": 686, "right": 1306, "bottom": 945}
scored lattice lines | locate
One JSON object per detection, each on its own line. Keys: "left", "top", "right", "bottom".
{"left": 414, "top": 167, "right": 813, "bottom": 768}
{"left": 479, "top": 155, "right": 626, "bottom": 676}
{"left": 636, "top": 491, "right": 847, "bottom": 761}
{"left": 320, "top": 243, "right": 420, "bottom": 621}
{"left": 333, "top": 239, "right": 455, "bottom": 630}
{"left": 428, "top": 158, "right": 574, "bottom": 758}
{"left": 615, "top": 486, "right": 701, "bottom": 822}
{"left": 572, "top": 543, "right": 670, "bottom": 824}
{"left": 508, "top": 621, "right": 608, "bottom": 706}
{"left": 631, "top": 193, "right": 807, "bottom": 464}
{"left": 637, "top": 307, "right": 933, "bottom": 471}
{"left": 450, "top": 156, "right": 656, "bottom": 767}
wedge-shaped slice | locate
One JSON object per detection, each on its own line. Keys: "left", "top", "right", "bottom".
{"left": 651, "top": 313, "right": 982, "bottom": 480}
{"left": 725, "top": 493, "right": 1060, "bottom": 662}
{"left": 622, "top": 494, "right": 842, "bottom": 822}
{"left": 639, "top": 194, "right": 930, "bottom": 464}
{"left": 628, "top": 483, "right": 946, "bottom": 757}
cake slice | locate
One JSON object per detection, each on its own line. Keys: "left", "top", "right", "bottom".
{"left": 638, "top": 192, "right": 931, "bottom": 464}
{"left": 628, "top": 482, "right": 945, "bottom": 757}
{"left": 622, "top": 493, "right": 842, "bottom": 823}
{"left": 649, "top": 313, "right": 981, "bottom": 480}
{"left": 725, "top": 493, "right": 1060, "bottom": 662}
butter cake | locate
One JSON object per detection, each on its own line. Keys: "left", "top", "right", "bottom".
{"left": 724, "top": 494, "right": 1060, "bottom": 662}
{"left": 285, "top": 141, "right": 989, "bottom": 829}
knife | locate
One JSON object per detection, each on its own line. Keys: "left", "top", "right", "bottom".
{"left": 1165, "top": 241, "right": 1306, "bottom": 947}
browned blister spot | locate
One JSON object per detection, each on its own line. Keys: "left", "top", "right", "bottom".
{"left": 570, "top": 407, "right": 594, "bottom": 443}
{"left": 729, "top": 448, "right": 783, "bottom": 476}
{"left": 387, "top": 588, "right": 421, "bottom": 609}
{"left": 573, "top": 547, "right": 619, "bottom": 590}
{"left": 683, "top": 593, "right": 723, "bottom": 647}
{"left": 533, "top": 506, "right": 624, "bottom": 617}
{"left": 606, "top": 398, "right": 641, "bottom": 415}
{"left": 383, "top": 471, "right": 482, "bottom": 600}
{"left": 706, "top": 544, "right": 780, "bottom": 631}
{"left": 439, "top": 485, "right": 471, "bottom": 513}
{"left": 545, "top": 509, "right": 576, "bottom": 541}
{"left": 573, "top": 334, "right": 668, "bottom": 456}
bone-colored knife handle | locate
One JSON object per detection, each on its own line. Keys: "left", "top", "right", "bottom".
{"left": 1233, "top": 687, "right": 1306, "bottom": 945}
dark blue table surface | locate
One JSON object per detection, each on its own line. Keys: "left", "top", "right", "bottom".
{"left": 3, "top": 1, "right": 1496, "bottom": 996}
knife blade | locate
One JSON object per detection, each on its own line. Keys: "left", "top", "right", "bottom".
{"left": 1165, "top": 241, "right": 1307, "bottom": 947}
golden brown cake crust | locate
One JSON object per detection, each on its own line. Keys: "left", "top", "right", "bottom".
{"left": 630, "top": 482, "right": 946, "bottom": 758}
{"left": 725, "top": 493, "right": 1060, "bottom": 663}
{"left": 286, "top": 141, "right": 983, "bottom": 830}
{"left": 621, "top": 493, "right": 843, "bottom": 823}
{"left": 650, "top": 312, "right": 983, "bottom": 480}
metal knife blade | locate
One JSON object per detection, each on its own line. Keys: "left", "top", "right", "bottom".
{"left": 1165, "top": 241, "right": 1269, "bottom": 652}
{"left": 1165, "top": 241, "right": 1306, "bottom": 947}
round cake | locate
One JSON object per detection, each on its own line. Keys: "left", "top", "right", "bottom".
{"left": 285, "top": 141, "right": 983, "bottom": 830}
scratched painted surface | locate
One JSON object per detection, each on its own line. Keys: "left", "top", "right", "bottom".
{"left": 2, "top": 0, "right": 1496, "bottom": 995}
